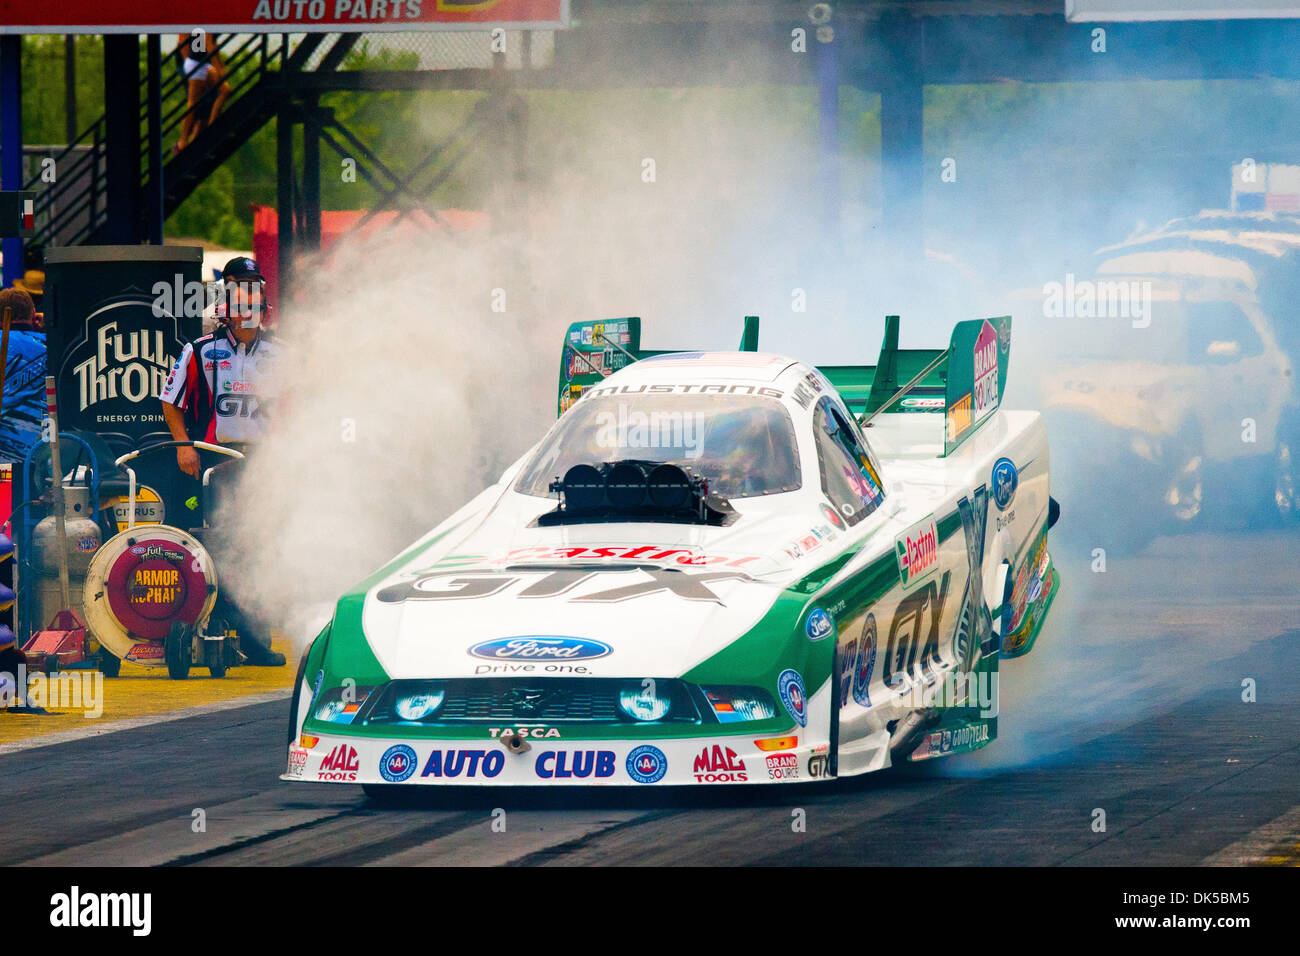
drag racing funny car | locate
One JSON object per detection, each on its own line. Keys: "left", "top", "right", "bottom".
{"left": 284, "top": 313, "right": 1060, "bottom": 792}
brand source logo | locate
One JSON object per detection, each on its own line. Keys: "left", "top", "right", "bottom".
{"left": 973, "top": 320, "right": 999, "bottom": 419}
{"left": 766, "top": 752, "right": 799, "bottom": 780}
{"left": 286, "top": 747, "right": 308, "bottom": 778}
{"left": 896, "top": 516, "right": 939, "bottom": 589}
{"left": 468, "top": 636, "right": 613, "bottom": 662}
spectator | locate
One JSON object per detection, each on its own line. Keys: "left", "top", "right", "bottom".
{"left": 159, "top": 256, "right": 286, "bottom": 667}
{"left": 0, "top": 287, "right": 38, "bottom": 332}
{"left": 175, "top": 33, "right": 232, "bottom": 153}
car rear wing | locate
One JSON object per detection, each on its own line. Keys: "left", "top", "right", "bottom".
{"left": 555, "top": 312, "right": 1011, "bottom": 458}
{"left": 555, "top": 315, "right": 759, "bottom": 416}
{"left": 821, "top": 314, "right": 1013, "bottom": 456}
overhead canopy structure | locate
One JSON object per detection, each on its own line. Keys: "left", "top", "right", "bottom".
{"left": 2, "top": 0, "right": 1299, "bottom": 292}
{"left": 1067, "top": 0, "right": 1300, "bottom": 19}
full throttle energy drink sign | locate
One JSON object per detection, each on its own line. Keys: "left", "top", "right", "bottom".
{"left": 45, "top": 247, "right": 203, "bottom": 450}
{"left": 68, "top": 313, "right": 175, "bottom": 423}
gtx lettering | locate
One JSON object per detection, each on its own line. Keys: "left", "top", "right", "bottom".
{"left": 214, "top": 393, "right": 271, "bottom": 419}
{"left": 377, "top": 566, "right": 756, "bottom": 605}
{"left": 885, "top": 570, "right": 952, "bottom": 690}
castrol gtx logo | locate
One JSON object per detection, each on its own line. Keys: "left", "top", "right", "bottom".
{"left": 468, "top": 636, "right": 612, "bottom": 662}
{"left": 895, "top": 515, "right": 939, "bottom": 589}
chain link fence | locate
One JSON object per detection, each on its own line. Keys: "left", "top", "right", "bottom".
{"left": 299, "top": 29, "right": 555, "bottom": 70}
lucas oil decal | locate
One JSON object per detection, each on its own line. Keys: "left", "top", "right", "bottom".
{"left": 895, "top": 515, "right": 939, "bottom": 589}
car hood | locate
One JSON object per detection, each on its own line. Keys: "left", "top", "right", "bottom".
{"left": 355, "top": 488, "right": 861, "bottom": 680}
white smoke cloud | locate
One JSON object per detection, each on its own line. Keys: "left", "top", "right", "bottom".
{"left": 201, "top": 68, "right": 1289, "bottom": 793}
{"left": 209, "top": 85, "right": 835, "bottom": 647}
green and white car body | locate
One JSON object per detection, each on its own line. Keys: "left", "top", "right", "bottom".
{"left": 284, "top": 314, "right": 1060, "bottom": 788}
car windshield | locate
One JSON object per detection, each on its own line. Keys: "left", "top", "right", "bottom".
{"left": 515, "top": 393, "right": 802, "bottom": 500}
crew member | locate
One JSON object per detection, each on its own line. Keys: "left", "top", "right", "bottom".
{"left": 160, "top": 256, "right": 285, "bottom": 666}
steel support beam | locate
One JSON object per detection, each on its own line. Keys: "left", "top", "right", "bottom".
{"left": 145, "top": 34, "right": 164, "bottom": 245}
{"left": 1, "top": 34, "right": 22, "bottom": 286}
{"left": 302, "top": 96, "right": 321, "bottom": 252}
{"left": 102, "top": 34, "right": 141, "bottom": 244}
{"left": 277, "top": 102, "right": 296, "bottom": 304}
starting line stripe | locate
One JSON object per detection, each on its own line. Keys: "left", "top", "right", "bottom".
{"left": 1201, "top": 804, "right": 1300, "bottom": 866}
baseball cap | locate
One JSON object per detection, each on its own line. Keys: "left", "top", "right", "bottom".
{"left": 221, "top": 256, "right": 264, "bottom": 282}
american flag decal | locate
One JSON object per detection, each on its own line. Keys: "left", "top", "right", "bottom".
{"left": 22, "top": 199, "right": 33, "bottom": 232}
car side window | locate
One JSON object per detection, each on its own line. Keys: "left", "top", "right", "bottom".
{"left": 813, "top": 396, "right": 885, "bottom": 526}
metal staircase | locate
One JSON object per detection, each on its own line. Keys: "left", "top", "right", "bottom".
{"left": 26, "top": 33, "right": 359, "bottom": 248}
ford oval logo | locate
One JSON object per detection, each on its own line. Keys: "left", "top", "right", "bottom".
{"left": 805, "top": 607, "right": 834, "bottom": 641}
{"left": 468, "top": 636, "right": 613, "bottom": 662}
{"left": 992, "top": 458, "right": 1018, "bottom": 511}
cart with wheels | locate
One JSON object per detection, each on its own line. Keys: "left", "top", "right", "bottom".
{"left": 83, "top": 441, "right": 245, "bottom": 679}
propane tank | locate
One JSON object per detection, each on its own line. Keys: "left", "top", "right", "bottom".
{"left": 32, "top": 484, "right": 102, "bottom": 625}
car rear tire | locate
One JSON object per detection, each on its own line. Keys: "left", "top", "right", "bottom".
{"left": 287, "top": 641, "right": 312, "bottom": 747}
{"left": 98, "top": 648, "right": 121, "bottom": 678}
{"left": 205, "top": 638, "right": 227, "bottom": 678}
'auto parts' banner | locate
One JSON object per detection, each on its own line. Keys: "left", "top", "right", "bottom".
{"left": 0, "top": 0, "right": 569, "bottom": 33}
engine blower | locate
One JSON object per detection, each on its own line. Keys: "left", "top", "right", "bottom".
{"left": 83, "top": 441, "right": 243, "bottom": 679}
